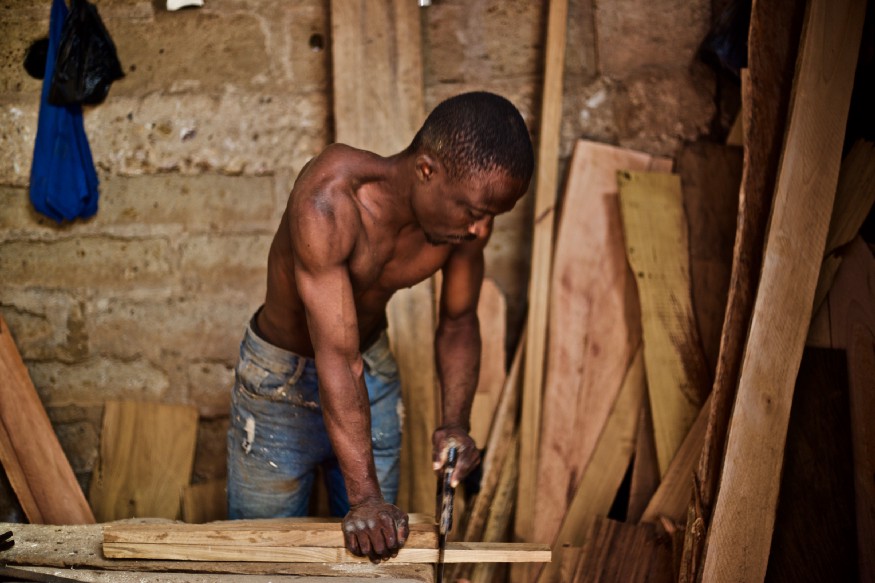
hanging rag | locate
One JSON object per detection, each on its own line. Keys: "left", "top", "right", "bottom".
{"left": 29, "top": 0, "right": 100, "bottom": 222}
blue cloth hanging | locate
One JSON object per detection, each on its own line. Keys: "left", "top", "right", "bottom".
{"left": 29, "top": 0, "right": 99, "bottom": 222}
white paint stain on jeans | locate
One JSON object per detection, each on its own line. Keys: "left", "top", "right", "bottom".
{"left": 242, "top": 416, "right": 256, "bottom": 454}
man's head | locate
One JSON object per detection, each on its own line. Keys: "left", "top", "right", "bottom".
{"left": 407, "top": 92, "right": 534, "bottom": 245}
{"left": 408, "top": 92, "right": 534, "bottom": 184}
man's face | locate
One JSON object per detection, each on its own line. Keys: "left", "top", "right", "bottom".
{"left": 416, "top": 165, "right": 528, "bottom": 246}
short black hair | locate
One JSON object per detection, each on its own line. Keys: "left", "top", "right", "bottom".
{"left": 408, "top": 92, "right": 534, "bottom": 183}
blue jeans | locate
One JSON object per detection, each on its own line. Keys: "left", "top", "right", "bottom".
{"left": 227, "top": 313, "right": 402, "bottom": 519}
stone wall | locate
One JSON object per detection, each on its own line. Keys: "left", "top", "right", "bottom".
{"left": 0, "top": 0, "right": 717, "bottom": 518}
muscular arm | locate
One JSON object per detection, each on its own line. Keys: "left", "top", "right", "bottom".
{"left": 290, "top": 188, "right": 407, "bottom": 561}
{"left": 433, "top": 235, "right": 487, "bottom": 485}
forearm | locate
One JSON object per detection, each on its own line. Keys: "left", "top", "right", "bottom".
{"left": 315, "top": 353, "right": 382, "bottom": 505}
{"left": 435, "top": 313, "right": 481, "bottom": 430}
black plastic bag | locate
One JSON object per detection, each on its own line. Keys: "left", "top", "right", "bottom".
{"left": 48, "top": 0, "right": 124, "bottom": 106}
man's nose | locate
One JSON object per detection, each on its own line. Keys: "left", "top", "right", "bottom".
{"left": 467, "top": 217, "right": 491, "bottom": 238}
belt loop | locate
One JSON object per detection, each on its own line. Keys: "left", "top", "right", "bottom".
{"left": 288, "top": 355, "right": 307, "bottom": 385}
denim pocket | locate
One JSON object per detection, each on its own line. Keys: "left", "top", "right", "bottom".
{"left": 362, "top": 335, "right": 399, "bottom": 383}
{"left": 236, "top": 356, "right": 305, "bottom": 401}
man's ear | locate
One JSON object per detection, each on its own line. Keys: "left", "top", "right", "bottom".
{"left": 415, "top": 155, "right": 436, "bottom": 183}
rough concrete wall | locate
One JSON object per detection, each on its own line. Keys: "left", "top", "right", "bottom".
{"left": 0, "top": 0, "right": 716, "bottom": 514}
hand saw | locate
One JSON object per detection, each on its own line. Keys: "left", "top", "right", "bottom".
{"left": 436, "top": 445, "right": 458, "bottom": 583}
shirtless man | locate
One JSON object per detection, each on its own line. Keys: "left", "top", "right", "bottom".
{"left": 227, "top": 92, "right": 534, "bottom": 562}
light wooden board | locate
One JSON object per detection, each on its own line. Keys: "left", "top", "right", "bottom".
{"left": 537, "top": 347, "right": 645, "bottom": 583}
{"left": 89, "top": 400, "right": 198, "bottom": 522}
{"left": 3, "top": 567, "right": 432, "bottom": 583}
{"left": 469, "top": 278, "right": 507, "bottom": 447}
{"left": 0, "top": 520, "right": 434, "bottom": 580}
{"left": 330, "top": 0, "right": 435, "bottom": 516}
{"left": 534, "top": 140, "right": 670, "bottom": 546}
{"left": 516, "top": 0, "right": 570, "bottom": 553}
{"left": 677, "top": 142, "right": 743, "bottom": 374}
{"left": 618, "top": 171, "right": 708, "bottom": 475}
{"left": 701, "top": 0, "right": 866, "bottom": 579}
{"left": 626, "top": 394, "right": 659, "bottom": 523}
{"left": 104, "top": 521, "right": 438, "bottom": 548}
{"left": 104, "top": 541, "right": 550, "bottom": 564}
{"left": 0, "top": 314, "right": 94, "bottom": 525}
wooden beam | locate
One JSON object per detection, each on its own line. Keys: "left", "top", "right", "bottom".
{"left": 626, "top": 394, "right": 659, "bottom": 524}
{"left": 534, "top": 140, "right": 670, "bottom": 546}
{"left": 573, "top": 517, "right": 673, "bottom": 583}
{"left": 701, "top": 0, "right": 866, "bottom": 579}
{"left": 516, "top": 0, "right": 569, "bottom": 551}
{"left": 618, "top": 171, "right": 708, "bottom": 475}
{"left": 330, "top": 0, "right": 434, "bottom": 516}
{"left": 469, "top": 278, "right": 508, "bottom": 448}
{"left": 0, "top": 314, "right": 94, "bottom": 525}
{"left": 89, "top": 400, "right": 198, "bottom": 522}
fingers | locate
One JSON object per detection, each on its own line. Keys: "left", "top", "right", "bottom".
{"left": 451, "top": 446, "right": 482, "bottom": 487}
{"left": 343, "top": 508, "right": 409, "bottom": 563}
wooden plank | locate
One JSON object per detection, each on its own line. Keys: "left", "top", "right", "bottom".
{"left": 764, "top": 348, "right": 858, "bottom": 583}
{"left": 103, "top": 540, "right": 551, "bottom": 564}
{"left": 534, "top": 140, "right": 671, "bottom": 546}
{"left": 677, "top": 142, "right": 743, "bottom": 374}
{"left": 1, "top": 521, "right": 434, "bottom": 581}
{"left": 537, "top": 347, "right": 645, "bottom": 583}
{"left": 330, "top": 0, "right": 434, "bottom": 516}
{"left": 626, "top": 394, "right": 659, "bottom": 523}
{"left": 821, "top": 237, "right": 875, "bottom": 583}
{"left": 701, "top": 0, "right": 866, "bottom": 579}
{"left": 462, "top": 328, "right": 525, "bottom": 543}
{"left": 0, "top": 314, "right": 95, "bottom": 525}
{"left": 574, "top": 517, "right": 673, "bottom": 583}
{"left": 182, "top": 479, "right": 226, "bottom": 524}
{"left": 640, "top": 394, "right": 709, "bottom": 525}
{"left": 467, "top": 434, "right": 519, "bottom": 583}
{"left": 618, "top": 171, "right": 708, "bottom": 475}
{"left": 89, "top": 400, "right": 198, "bottom": 522}
{"left": 469, "top": 278, "right": 508, "bottom": 448}
{"left": 6, "top": 567, "right": 428, "bottom": 583}
{"left": 104, "top": 521, "right": 438, "bottom": 548}
{"left": 811, "top": 140, "right": 875, "bottom": 312}
{"left": 516, "top": 0, "right": 569, "bottom": 552}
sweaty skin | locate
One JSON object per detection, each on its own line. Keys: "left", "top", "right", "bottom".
{"left": 255, "top": 143, "right": 527, "bottom": 562}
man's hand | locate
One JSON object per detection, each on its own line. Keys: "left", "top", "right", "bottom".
{"left": 432, "top": 424, "right": 481, "bottom": 487}
{"left": 342, "top": 499, "right": 409, "bottom": 563}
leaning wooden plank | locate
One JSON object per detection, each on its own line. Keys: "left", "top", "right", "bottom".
{"left": 618, "top": 171, "right": 708, "bottom": 475}
{"left": 90, "top": 400, "right": 198, "bottom": 522}
{"left": 677, "top": 142, "right": 743, "bottom": 374}
{"left": 103, "top": 541, "right": 551, "bottom": 564}
{"left": 330, "top": 0, "right": 433, "bottom": 516}
{"left": 462, "top": 328, "right": 525, "bottom": 543}
{"left": 0, "top": 314, "right": 95, "bottom": 525}
{"left": 626, "top": 394, "right": 660, "bottom": 524}
{"left": 810, "top": 140, "right": 875, "bottom": 312}
{"left": 468, "top": 278, "right": 508, "bottom": 448}
{"left": 104, "top": 521, "right": 438, "bottom": 548}
{"left": 534, "top": 140, "right": 670, "bottom": 547}
{"left": 516, "top": 0, "right": 569, "bottom": 551}
{"left": 2, "top": 521, "right": 434, "bottom": 580}
{"left": 701, "top": 0, "right": 865, "bottom": 579}
{"left": 182, "top": 479, "right": 227, "bottom": 524}
{"left": 640, "top": 393, "right": 710, "bottom": 525}
{"left": 467, "top": 434, "right": 520, "bottom": 583}
{"left": 574, "top": 517, "right": 673, "bottom": 583}
{"left": 537, "top": 347, "right": 645, "bottom": 583}
{"left": 822, "top": 237, "right": 875, "bottom": 583}
{"left": 764, "top": 348, "right": 857, "bottom": 582}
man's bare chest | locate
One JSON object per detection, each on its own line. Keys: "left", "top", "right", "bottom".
{"left": 348, "top": 233, "right": 450, "bottom": 295}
